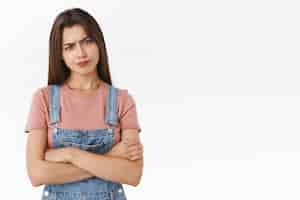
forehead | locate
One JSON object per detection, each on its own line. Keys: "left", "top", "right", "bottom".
{"left": 62, "top": 24, "right": 88, "bottom": 44}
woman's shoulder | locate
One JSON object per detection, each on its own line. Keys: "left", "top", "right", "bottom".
{"left": 33, "top": 84, "right": 66, "bottom": 96}
{"left": 116, "top": 87, "right": 130, "bottom": 97}
{"left": 30, "top": 85, "right": 51, "bottom": 105}
{"left": 32, "top": 85, "right": 51, "bottom": 96}
{"left": 114, "top": 85, "right": 133, "bottom": 100}
{"left": 114, "top": 86, "right": 140, "bottom": 126}
{"left": 114, "top": 86, "right": 137, "bottom": 110}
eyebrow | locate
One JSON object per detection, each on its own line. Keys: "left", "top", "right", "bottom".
{"left": 63, "top": 36, "right": 90, "bottom": 46}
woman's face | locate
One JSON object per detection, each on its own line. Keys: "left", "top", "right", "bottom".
{"left": 61, "top": 24, "right": 99, "bottom": 76}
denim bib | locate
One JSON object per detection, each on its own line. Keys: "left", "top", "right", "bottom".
{"left": 41, "top": 84, "right": 127, "bottom": 200}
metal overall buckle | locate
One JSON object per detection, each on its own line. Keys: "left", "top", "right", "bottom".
{"left": 50, "top": 122, "right": 58, "bottom": 134}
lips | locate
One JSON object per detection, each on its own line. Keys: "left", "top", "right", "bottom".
{"left": 78, "top": 60, "right": 90, "bottom": 67}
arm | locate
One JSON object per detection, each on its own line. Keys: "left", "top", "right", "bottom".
{"left": 26, "top": 128, "right": 94, "bottom": 186}
{"left": 26, "top": 128, "right": 143, "bottom": 186}
{"left": 68, "top": 129, "right": 144, "bottom": 186}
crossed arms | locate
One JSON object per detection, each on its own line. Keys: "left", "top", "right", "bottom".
{"left": 26, "top": 128, "right": 144, "bottom": 187}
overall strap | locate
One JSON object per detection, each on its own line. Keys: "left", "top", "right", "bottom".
{"left": 105, "top": 85, "right": 118, "bottom": 127}
{"left": 49, "top": 84, "right": 61, "bottom": 125}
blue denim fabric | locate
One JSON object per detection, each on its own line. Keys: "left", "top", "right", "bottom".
{"left": 41, "top": 84, "right": 127, "bottom": 200}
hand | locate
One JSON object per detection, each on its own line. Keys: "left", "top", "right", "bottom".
{"left": 126, "top": 141, "right": 144, "bottom": 161}
{"left": 105, "top": 140, "right": 144, "bottom": 161}
{"left": 45, "top": 147, "right": 74, "bottom": 163}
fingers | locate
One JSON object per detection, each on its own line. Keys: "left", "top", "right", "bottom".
{"left": 123, "top": 139, "right": 139, "bottom": 146}
{"left": 127, "top": 143, "right": 143, "bottom": 152}
{"left": 126, "top": 143, "right": 144, "bottom": 160}
{"left": 128, "top": 150, "right": 143, "bottom": 160}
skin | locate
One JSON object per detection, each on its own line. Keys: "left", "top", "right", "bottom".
{"left": 62, "top": 24, "right": 101, "bottom": 91}
{"left": 26, "top": 24, "right": 144, "bottom": 187}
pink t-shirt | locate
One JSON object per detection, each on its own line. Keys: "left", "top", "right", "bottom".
{"left": 24, "top": 81, "right": 141, "bottom": 148}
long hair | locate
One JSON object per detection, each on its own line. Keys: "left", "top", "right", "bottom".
{"left": 48, "top": 8, "right": 112, "bottom": 85}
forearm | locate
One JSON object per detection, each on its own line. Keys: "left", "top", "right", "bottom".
{"left": 70, "top": 148, "right": 143, "bottom": 186}
{"left": 32, "top": 160, "right": 93, "bottom": 186}
{"left": 32, "top": 148, "right": 131, "bottom": 186}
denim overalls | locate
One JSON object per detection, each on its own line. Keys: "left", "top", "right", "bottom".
{"left": 41, "top": 84, "right": 127, "bottom": 200}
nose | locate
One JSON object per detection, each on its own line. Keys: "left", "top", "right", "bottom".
{"left": 76, "top": 43, "right": 87, "bottom": 58}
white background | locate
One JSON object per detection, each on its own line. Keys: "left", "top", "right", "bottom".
{"left": 1, "top": 0, "right": 300, "bottom": 199}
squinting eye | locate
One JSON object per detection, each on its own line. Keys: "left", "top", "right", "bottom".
{"left": 85, "top": 39, "right": 93, "bottom": 44}
{"left": 64, "top": 46, "right": 73, "bottom": 51}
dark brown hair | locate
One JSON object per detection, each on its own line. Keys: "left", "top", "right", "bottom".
{"left": 48, "top": 8, "right": 112, "bottom": 85}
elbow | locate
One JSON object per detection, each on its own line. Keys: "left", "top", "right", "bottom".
{"left": 28, "top": 172, "right": 43, "bottom": 187}
{"left": 131, "top": 178, "right": 141, "bottom": 187}
{"left": 131, "top": 170, "right": 143, "bottom": 187}
{"left": 30, "top": 179, "right": 42, "bottom": 187}
{"left": 126, "top": 176, "right": 141, "bottom": 187}
{"left": 128, "top": 160, "right": 143, "bottom": 187}
{"left": 27, "top": 165, "right": 44, "bottom": 187}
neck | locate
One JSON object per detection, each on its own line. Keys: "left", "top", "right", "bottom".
{"left": 66, "top": 72, "right": 101, "bottom": 91}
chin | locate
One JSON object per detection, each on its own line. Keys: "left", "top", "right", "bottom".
{"left": 78, "top": 67, "right": 97, "bottom": 75}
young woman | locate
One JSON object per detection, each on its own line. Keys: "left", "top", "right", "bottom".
{"left": 25, "top": 8, "right": 144, "bottom": 200}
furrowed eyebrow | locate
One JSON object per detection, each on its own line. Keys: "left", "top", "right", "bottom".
{"left": 63, "top": 36, "right": 90, "bottom": 46}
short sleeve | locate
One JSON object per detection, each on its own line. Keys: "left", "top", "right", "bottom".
{"left": 24, "top": 88, "right": 48, "bottom": 133}
{"left": 118, "top": 90, "right": 142, "bottom": 133}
